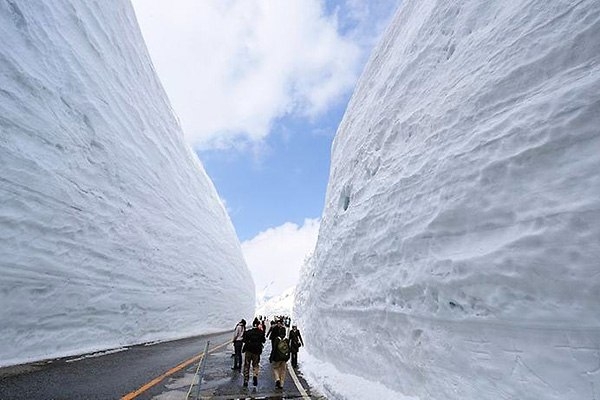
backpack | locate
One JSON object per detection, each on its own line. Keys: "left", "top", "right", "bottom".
{"left": 276, "top": 338, "right": 290, "bottom": 361}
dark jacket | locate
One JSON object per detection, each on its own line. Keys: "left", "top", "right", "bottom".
{"left": 267, "top": 325, "right": 286, "bottom": 341}
{"left": 289, "top": 329, "right": 303, "bottom": 352}
{"left": 242, "top": 327, "right": 266, "bottom": 355}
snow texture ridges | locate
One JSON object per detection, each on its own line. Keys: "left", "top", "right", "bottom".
{"left": 296, "top": 1, "right": 600, "bottom": 399}
{"left": 0, "top": 1, "right": 254, "bottom": 367}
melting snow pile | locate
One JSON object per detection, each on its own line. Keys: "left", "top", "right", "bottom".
{"left": 296, "top": 0, "right": 600, "bottom": 399}
{"left": 0, "top": 1, "right": 254, "bottom": 367}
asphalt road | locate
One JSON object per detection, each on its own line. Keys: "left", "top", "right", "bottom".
{"left": 0, "top": 331, "right": 324, "bottom": 399}
{"left": 0, "top": 331, "right": 231, "bottom": 399}
{"left": 153, "top": 337, "right": 324, "bottom": 400}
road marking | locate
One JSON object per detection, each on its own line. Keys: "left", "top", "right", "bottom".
{"left": 121, "top": 340, "right": 230, "bottom": 400}
{"left": 287, "top": 363, "right": 310, "bottom": 400}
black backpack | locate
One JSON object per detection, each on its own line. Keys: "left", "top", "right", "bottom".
{"left": 242, "top": 328, "right": 265, "bottom": 355}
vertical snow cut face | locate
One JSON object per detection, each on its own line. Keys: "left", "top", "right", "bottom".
{"left": 296, "top": 0, "right": 600, "bottom": 399}
{"left": 0, "top": 1, "right": 255, "bottom": 367}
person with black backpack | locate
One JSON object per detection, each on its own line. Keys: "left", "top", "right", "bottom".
{"left": 269, "top": 322, "right": 290, "bottom": 390}
{"left": 241, "top": 318, "right": 266, "bottom": 387}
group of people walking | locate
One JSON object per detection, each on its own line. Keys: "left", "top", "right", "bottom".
{"left": 231, "top": 316, "right": 304, "bottom": 389}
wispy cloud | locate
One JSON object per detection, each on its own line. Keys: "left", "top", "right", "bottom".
{"left": 132, "top": 1, "right": 370, "bottom": 149}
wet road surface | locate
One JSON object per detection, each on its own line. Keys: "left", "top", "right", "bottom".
{"left": 0, "top": 332, "right": 324, "bottom": 399}
{"left": 0, "top": 332, "right": 230, "bottom": 399}
{"left": 148, "top": 337, "right": 324, "bottom": 399}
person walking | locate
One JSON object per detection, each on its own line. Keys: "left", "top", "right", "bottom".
{"left": 242, "top": 318, "right": 266, "bottom": 387}
{"left": 288, "top": 325, "right": 304, "bottom": 368}
{"left": 232, "top": 319, "right": 246, "bottom": 370}
{"left": 270, "top": 327, "right": 290, "bottom": 389}
{"left": 267, "top": 319, "right": 286, "bottom": 360}
{"left": 266, "top": 319, "right": 276, "bottom": 342}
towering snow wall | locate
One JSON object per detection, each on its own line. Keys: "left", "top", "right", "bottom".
{"left": 0, "top": 1, "right": 255, "bottom": 367}
{"left": 296, "top": 1, "right": 600, "bottom": 399}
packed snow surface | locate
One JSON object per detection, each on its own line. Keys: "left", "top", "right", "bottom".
{"left": 0, "top": 1, "right": 254, "bottom": 367}
{"left": 296, "top": 0, "right": 600, "bottom": 399}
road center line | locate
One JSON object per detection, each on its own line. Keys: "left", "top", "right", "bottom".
{"left": 121, "top": 340, "right": 230, "bottom": 400}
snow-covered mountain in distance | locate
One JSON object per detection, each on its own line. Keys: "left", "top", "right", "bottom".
{"left": 0, "top": 1, "right": 254, "bottom": 367}
{"left": 296, "top": 1, "right": 600, "bottom": 399}
{"left": 255, "top": 280, "right": 276, "bottom": 311}
{"left": 256, "top": 286, "right": 295, "bottom": 319}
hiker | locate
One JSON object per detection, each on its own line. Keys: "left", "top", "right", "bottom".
{"left": 270, "top": 326, "right": 290, "bottom": 389}
{"left": 288, "top": 325, "right": 304, "bottom": 368}
{"left": 266, "top": 319, "right": 275, "bottom": 340}
{"left": 242, "top": 318, "right": 266, "bottom": 387}
{"left": 267, "top": 319, "right": 286, "bottom": 361}
{"left": 232, "top": 319, "right": 246, "bottom": 370}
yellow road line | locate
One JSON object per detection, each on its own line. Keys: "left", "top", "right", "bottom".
{"left": 287, "top": 363, "right": 310, "bottom": 400}
{"left": 121, "top": 340, "right": 231, "bottom": 400}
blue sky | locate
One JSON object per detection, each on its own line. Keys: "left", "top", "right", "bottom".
{"left": 200, "top": 103, "right": 344, "bottom": 241}
{"left": 131, "top": 0, "right": 399, "bottom": 296}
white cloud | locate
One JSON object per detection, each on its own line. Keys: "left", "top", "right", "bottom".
{"left": 241, "top": 218, "right": 319, "bottom": 299}
{"left": 131, "top": 0, "right": 362, "bottom": 149}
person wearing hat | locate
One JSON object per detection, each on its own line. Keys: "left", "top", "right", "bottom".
{"left": 288, "top": 325, "right": 304, "bottom": 368}
{"left": 232, "top": 319, "right": 246, "bottom": 370}
{"left": 241, "top": 318, "right": 266, "bottom": 387}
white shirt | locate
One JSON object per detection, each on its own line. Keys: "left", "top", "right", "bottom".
{"left": 233, "top": 324, "right": 245, "bottom": 341}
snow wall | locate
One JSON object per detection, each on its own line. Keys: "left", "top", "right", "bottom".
{"left": 296, "top": 1, "right": 600, "bottom": 399}
{"left": 0, "top": 1, "right": 255, "bottom": 367}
